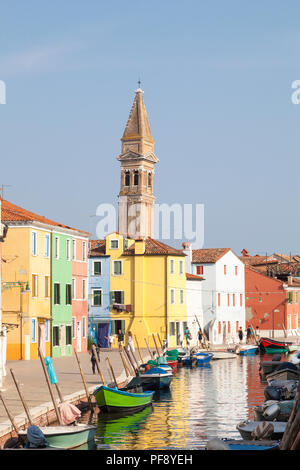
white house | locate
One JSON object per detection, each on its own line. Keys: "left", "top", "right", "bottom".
{"left": 183, "top": 245, "right": 246, "bottom": 346}
{"left": 186, "top": 272, "right": 204, "bottom": 348}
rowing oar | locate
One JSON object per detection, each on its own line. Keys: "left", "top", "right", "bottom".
{"left": 128, "top": 345, "right": 140, "bottom": 369}
{"left": 92, "top": 344, "right": 106, "bottom": 386}
{"left": 38, "top": 347, "right": 63, "bottom": 425}
{"left": 119, "top": 350, "right": 130, "bottom": 378}
{"left": 0, "top": 391, "right": 25, "bottom": 446}
{"left": 105, "top": 357, "right": 118, "bottom": 389}
{"left": 74, "top": 349, "right": 93, "bottom": 412}
{"left": 134, "top": 335, "right": 144, "bottom": 363}
{"left": 124, "top": 347, "right": 138, "bottom": 375}
{"left": 10, "top": 369, "right": 33, "bottom": 426}
{"left": 152, "top": 333, "right": 160, "bottom": 357}
{"left": 144, "top": 338, "right": 154, "bottom": 359}
{"left": 157, "top": 333, "right": 164, "bottom": 354}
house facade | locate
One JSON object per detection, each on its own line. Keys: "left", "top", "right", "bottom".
{"left": 184, "top": 245, "right": 246, "bottom": 345}
{"left": 88, "top": 240, "right": 111, "bottom": 348}
{"left": 186, "top": 272, "right": 204, "bottom": 348}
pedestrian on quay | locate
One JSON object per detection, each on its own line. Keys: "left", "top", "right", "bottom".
{"left": 105, "top": 334, "right": 114, "bottom": 350}
{"left": 117, "top": 329, "right": 124, "bottom": 351}
{"left": 238, "top": 327, "right": 244, "bottom": 343}
{"left": 255, "top": 325, "right": 260, "bottom": 340}
{"left": 127, "top": 331, "right": 135, "bottom": 353}
{"left": 90, "top": 343, "right": 100, "bottom": 375}
{"left": 246, "top": 326, "right": 252, "bottom": 344}
{"left": 198, "top": 328, "right": 203, "bottom": 348}
{"left": 184, "top": 326, "right": 192, "bottom": 347}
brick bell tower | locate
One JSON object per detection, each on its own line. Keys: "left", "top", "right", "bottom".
{"left": 117, "top": 87, "right": 159, "bottom": 238}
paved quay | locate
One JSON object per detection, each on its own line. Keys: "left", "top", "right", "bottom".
{"left": 0, "top": 348, "right": 151, "bottom": 442}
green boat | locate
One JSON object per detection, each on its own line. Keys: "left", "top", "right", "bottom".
{"left": 93, "top": 385, "right": 154, "bottom": 413}
{"left": 264, "top": 347, "right": 287, "bottom": 354}
{"left": 18, "top": 424, "right": 97, "bottom": 449}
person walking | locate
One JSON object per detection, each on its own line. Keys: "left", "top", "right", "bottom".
{"left": 198, "top": 328, "right": 203, "bottom": 348}
{"left": 105, "top": 334, "right": 114, "bottom": 350}
{"left": 184, "top": 326, "right": 192, "bottom": 347}
{"left": 117, "top": 329, "right": 124, "bottom": 351}
{"left": 238, "top": 327, "right": 244, "bottom": 343}
{"left": 127, "top": 331, "right": 135, "bottom": 353}
{"left": 246, "top": 327, "right": 252, "bottom": 344}
{"left": 90, "top": 343, "right": 100, "bottom": 375}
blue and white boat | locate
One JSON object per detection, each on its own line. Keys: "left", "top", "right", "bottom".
{"left": 195, "top": 352, "right": 214, "bottom": 365}
{"left": 238, "top": 345, "right": 258, "bottom": 356}
{"left": 138, "top": 367, "right": 173, "bottom": 390}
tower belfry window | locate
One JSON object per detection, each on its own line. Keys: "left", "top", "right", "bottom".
{"left": 134, "top": 170, "right": 139, "bottom": 186}
{"left": 125, "top": 170, "right": 130, "bottom": 186}
{"left": 148, "top": 172, "right": 152, "bottom": 187}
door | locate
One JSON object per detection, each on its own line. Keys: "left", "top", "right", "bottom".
{"left": 98, "top": 323, "right": 110, "bottom": 348}
{"left": 77, "top": 321, "right": 81, "bottom": 352}
{"left": 24, "top": 335, "right": 30, "bottom": 360}
{"left": 176, "top": 322, "right": 181, "bottom": 346}
{"left": 60, "top": 324, "right": 66, "bottom": 356}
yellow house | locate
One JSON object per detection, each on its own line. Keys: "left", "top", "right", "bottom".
{"left": 106, "top": 232, "right": 187, "bottom": 350}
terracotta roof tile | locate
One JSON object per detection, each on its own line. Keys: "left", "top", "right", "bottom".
{"left": 1, "top": 199, "right": 90, "bottom": 236}
{"left": 89, "top": 240, "right": 106, "bottom": 257}
{"left": 124, "top": 237, "right": 185, "bottom": 256}
{"left": 186, "top": 273, "right": 204, "bottom": 280}
{"left": 192, "top": 248, "right": 231, "bottom": 264}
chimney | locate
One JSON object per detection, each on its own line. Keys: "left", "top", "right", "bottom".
{"left": 182, "top": 242, "right": 192, "bottom": 273}
{"left": 288, "top": 276, "right": 293, "bottom": 286}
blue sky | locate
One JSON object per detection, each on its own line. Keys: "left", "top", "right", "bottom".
{"left": 1, "top": 1, "right": 300, "bottom": 255}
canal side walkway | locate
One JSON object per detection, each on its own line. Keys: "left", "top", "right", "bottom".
{"left": 0, "top": 348, "right": 151, "bottom": 446}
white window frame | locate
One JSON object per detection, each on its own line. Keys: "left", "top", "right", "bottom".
{"left": 66, "top": 239, "right": 71, "bottom": 261}
{"left": 179, "top": 260, "right": 184, "bottom": 275}
{"left": 170, "top": 259, "right": 175, "bottom": 274}
{"left": 82, "top": 241, "right": 86, "bottom": 261}
{"left": 72, "top": 239, "right": 76, "bottom": 261}
{"left": 113, "top": 260, "right": 123, "bottom": 276}
{"left": 44, "top": 234, "right": 50, "bottom": 258}
{"left": 31, "top": 318, "right": 37, "bottom": 343}
{"left": 32, "top": 231, "right": 37, "bottom": 256}
{"left": 92, "top": 288, "right": 102, "bottom": 307}
{"left": 110, "top": 239, "right": 119, "bottom": 250}
{"left": 180, "top": 289, "right": 184, "bottom": 304}
{"left": 55, "top": 236, "right": 60, "bottom": 260}
{"left": 82, "top": 279, "right": 86, "bottom": 300}
{"left": 170, "top": 288, "right": 175, "bottom": 305}
{"left": 82, "top": 317, "right": 86, "bottom": 338}
{"left": 72, "top": 278, "right": 76, "bottom": 300}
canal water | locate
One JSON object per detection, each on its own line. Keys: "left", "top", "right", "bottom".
{"left": 84, "top": 354, "right": 271, "bottom": 450}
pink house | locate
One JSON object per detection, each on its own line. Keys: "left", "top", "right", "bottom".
{"left": 72, "top": 235, "right": 89, "bottom": 353}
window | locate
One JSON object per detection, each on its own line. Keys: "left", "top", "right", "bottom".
{"left": 236, "top": 321, "right": 239, "bottom": 332}
{"left": 72, "top": 279, "right": 76, "bottom": 300}
{"left": 134, "top": 170, "right": 139, "bottom": 186}
{"left": 179, "top": 260, "right": 184, "bottom": 275}
{"left": 180, "top": 289, "right": 184, "bottom": 304}
{"left": 125, "top": 170, "right": 130, "bottom": 186}
{"left": 93, "top": 261, "right": 102, "bottom": 275}
{"left": 32, "top": 274, "right": 38, "bottom": 297}
{"left": 45, "top": 276, "right": 50, "bottom": 298}
{"left": 170, "top": 259, "right": 174, "bottom": 274}
{"left": 53, "top": 326, "right": 60, "bottom": 346}
{"left": 72, "top": 317, "right": 76, "bottom": 338}
{"left": 110, "top": 239, "right": 119, "bottom": 249}
{"left": 296, "top": 292, "right": 298, "bottom": 304}
{"left": 148, "top": 172, "right": 152, "bottom": 187}
{"left": 170, "top": 288, "right": 175, "bottom": 304}
{"left": 228, "top": 322, "right": 231, "bottom": 333}
{"left": 218, "top": 322, "right": 221, "bottom": 334}
{"left": 288, "top": 291, "right": 293, "bottom": 304}
{"left": 55, "top": 237, "right": 59, "bottom": 259}
{"left": 32, "top": 231, "right": 37, "bottom": 256}
{"left": 169, "top": 322, "right": 175, "bottom": 336}
{"left": 240, "top": 294, "right": 243, "bottom": 306}
{"left": 113, "top": 260, "right": 122, "bottom": 275}
{"left": 31, "top": 319, "right": 36, "bottom": 342}
{"left": 227, "top": 293, "right": 230, "bottom": 306}
{"left": 82, "top": 279, "right": 86, "bottom": 300}
{"left": 82, "top": 241, "right": 86, "bottom": 261}
{"left": 235, "top": 266, "right": 238, "bottom": 276}
{"left": 66, "top": 325, "right": 72, "bottom": 345}
{"left": 224, "top": 265, "right": 227, "bottom": 275}
{"left": 82, "top": 317, "right": 86, "bottom": 338}
{"left": 111, "top": 291, "right": 124, "bottom": 304}
{"left": 92, "top": 289, "right": 102, "bottom": 306}
{"left": 45, "top": 320, "right": 49, "bottom": 342}
{"left": 72, "top": 240, "right": 76, "bottom": 260}
{"left": 218, "top": 293, "right": 221, "bottom": 307}
{"left": 196, "top": 265, "right": 203, "bottom": 275}
{"left": 111, "top": 319, "right": 125, "bottom": 334}
{"left": 233, "top": 294, "right": 235, "bottom": 307}
{"left": 66, "top": 284, "right": 72, "bottom": 305}
{"left": 45, "top": 234, "right": 50, "bottom": 257}
{"left": 54, "top": 283, "right": 61, "bottom": 305}
{"left": 66, "top": 239, "right": 71, "bottom": 261}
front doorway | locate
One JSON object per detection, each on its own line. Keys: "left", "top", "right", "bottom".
{"left": 38, "top": 322, "right": 46, "bottom": 357}
{"left": 97, "top": 323, "right": 110, "bottom": 348}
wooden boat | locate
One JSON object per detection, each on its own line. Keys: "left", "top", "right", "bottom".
{"left": 259, "top": 361, "right": 282, "bottom": 379}
{"left": 195, "top": 352, "right": 213, "bottom": 365}
{"left": 138, "top": 367, "right": 173, "bottom": 390}
{"left": 237, "top": 345, "right": 258, "bottom": 356}
{"left": 266, "top": 367, "right": 300, "bottom": 384}
{"left": 259, "top": 337, "right": 292, "bottom": 350}
{"left": 18, "top": 424, "right": 97, "bottom": 449}
{"left": 287, "top": 344, "right": 300, "bottom": 353}
{"left": 166, "top": 359, "right": 178, "bottom": 371}
{"left": 93, "top": 385, "right": 154, "bottom": 413}
{"left": 206, "top": 438, "right": 279, "bottom": 451}
{"left": 209, "top": 351, "right": 237, "bottom": 360}
{"left": 237, "top": 420, "right": 286, "bottom": 440}
{"left": 253, "top": 399, "right": 300, "bottom": 422}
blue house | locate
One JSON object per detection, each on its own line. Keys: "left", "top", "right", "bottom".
{"left": 88, "top": 240, "right": 111, "bottom": 348}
